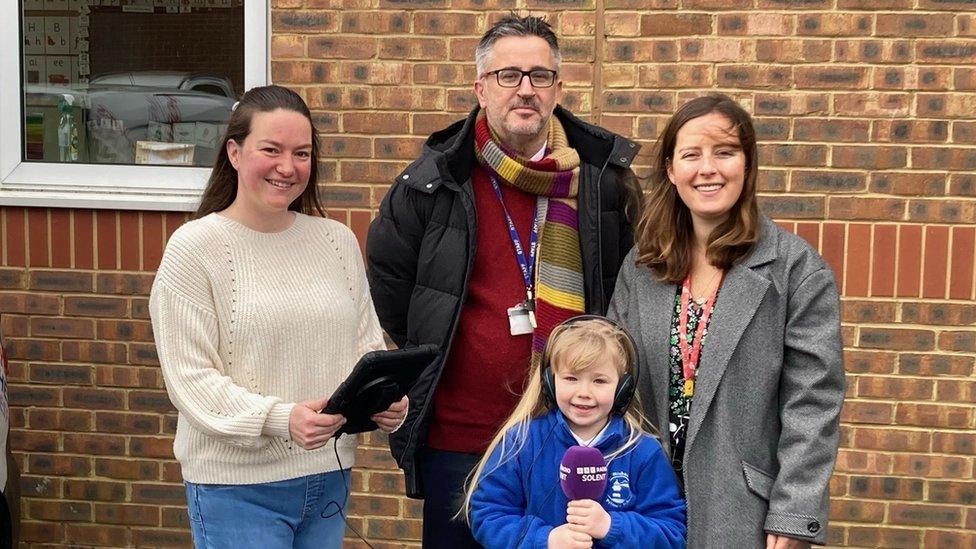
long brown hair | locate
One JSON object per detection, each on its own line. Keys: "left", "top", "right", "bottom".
{"left": 635, "top": 94, "right": 761, "bottom": 282}
{"left": 194, "top": 85, "right": 325, "bottom": 219}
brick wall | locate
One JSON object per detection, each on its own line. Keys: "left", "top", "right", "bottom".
{"left": 2, "top": 1, "right": 975, "bottom": 547}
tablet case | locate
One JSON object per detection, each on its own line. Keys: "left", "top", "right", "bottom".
{"left": 322, "top": 344, "right": 439, "bottom": 435}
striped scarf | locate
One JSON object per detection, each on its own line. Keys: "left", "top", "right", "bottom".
{"left": 473, "top": 109, "right": 585, "bottom": 367}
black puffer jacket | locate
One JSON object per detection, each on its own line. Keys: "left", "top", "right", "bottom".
{"left": 366, "top": 106, "right": 642, "bottom": 498}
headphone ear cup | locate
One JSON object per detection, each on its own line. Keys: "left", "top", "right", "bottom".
{"left": 612, "top": 373, "right": 635, "bottom": 414}
{"left": 542, "top": 367, "right": 556, "bottom": 407}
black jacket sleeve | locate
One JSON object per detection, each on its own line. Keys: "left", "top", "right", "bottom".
{"left": 366, "top": 183, "right": 429, "bottom": 348}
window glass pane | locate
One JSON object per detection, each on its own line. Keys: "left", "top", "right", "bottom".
{"left": 21, "top": 0, "right": 244, "bottom": 168}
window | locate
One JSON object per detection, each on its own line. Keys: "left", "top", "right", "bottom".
{"left": 1, "top": 0, "right": 269, "bottom": 211}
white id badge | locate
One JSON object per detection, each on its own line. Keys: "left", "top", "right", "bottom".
{"left": 507, "top": 304, "right": 534, "bottom": 336}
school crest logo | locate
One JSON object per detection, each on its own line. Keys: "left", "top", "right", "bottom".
{"left": 605, "top": 472, "right": 633, "bottom": 508}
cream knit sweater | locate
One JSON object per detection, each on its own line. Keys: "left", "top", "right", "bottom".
{"left": 149, "top": 213, "right": 385, "bottom": 484}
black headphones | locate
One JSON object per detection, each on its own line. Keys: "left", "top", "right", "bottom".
{"left": 540, "top": 315, "right": 638, "bottom": 415}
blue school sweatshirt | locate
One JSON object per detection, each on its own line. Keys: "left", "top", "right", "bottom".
{"left": 470, "top": 410, "right": 687, "bottom": 549}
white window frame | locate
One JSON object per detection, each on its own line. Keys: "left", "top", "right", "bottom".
{"left": 0, "top": 1, "right": 269, "bottom": 212}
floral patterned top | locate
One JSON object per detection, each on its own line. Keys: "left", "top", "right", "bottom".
{"left": 667, "top": 286, "right": 714, "bottom": 485}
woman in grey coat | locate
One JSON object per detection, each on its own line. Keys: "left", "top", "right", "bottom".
{"left": 609, "top": 95, "right": 844, "bottom": 549}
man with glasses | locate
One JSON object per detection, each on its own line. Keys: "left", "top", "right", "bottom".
{"left": 367, "top": 14, "right": 641, "bottom": 547}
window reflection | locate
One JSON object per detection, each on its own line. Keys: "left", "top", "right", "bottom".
{"left": 21, "top": 0, "right": 244, "bottom": 167}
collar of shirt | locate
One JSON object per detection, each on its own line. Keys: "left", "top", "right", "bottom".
{"left": 529, "top": 141, "right": 547, "bottom": 161}
{"left": 570, "top": 420, "right": 611, "bottom": 447}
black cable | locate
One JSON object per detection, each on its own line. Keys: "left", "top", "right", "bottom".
{"left": 323, "top": 433, "right": 375, "bottom": 549}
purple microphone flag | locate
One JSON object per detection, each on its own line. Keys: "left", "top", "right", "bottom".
{"left": 559, "top": 445, "right": 608, "bottom": 501}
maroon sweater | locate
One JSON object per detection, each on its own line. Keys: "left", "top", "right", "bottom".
{"left": 426, "top": 164, "right": 536, "bottom": 454}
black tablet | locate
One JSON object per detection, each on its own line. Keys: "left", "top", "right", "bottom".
{"left": 322, "top": 344, "right": 439, "bottom": 435}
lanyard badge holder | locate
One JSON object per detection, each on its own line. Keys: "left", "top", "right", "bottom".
{"left": 492, "top": 176, "right": 540, "bottom": 336}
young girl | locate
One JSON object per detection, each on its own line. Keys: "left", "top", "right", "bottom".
{"left": 465, "top": 316, "right": 686, "bottom": 549}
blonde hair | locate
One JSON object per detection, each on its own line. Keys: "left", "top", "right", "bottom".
{"left": 460, "top": 318, "right": 656, "bottom": 522}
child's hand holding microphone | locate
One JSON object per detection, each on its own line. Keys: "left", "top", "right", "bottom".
{"left": 566, "top": 499, "right": 611, "bottom": 539}
{"left": 555, "top": 445, "right": 611, "bottom": 544}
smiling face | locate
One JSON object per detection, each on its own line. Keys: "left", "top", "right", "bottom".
{"left": 227, "top": 108, "right": 313, "bottom": 219}
{"left": 474, "top": 35, "right": 562, "bottom": 156}
{"left": 667, "top": 112, "right": 747, "bottom": 234}
{"left": 553, "top": 346, "right": 622, "bottom": 441}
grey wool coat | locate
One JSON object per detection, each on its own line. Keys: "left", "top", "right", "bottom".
{"left": 608, "top": 217, "right": 845, "bottom": 547}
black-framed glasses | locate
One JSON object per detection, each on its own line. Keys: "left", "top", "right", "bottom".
{"left": 481, "top": 68, "right": 558, "bottom": 88}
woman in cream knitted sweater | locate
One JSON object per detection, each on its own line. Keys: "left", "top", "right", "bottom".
{"left": 149, "top": 86, "right": 406, "bottom": 549}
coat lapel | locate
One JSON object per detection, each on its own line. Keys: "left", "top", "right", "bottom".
{"left": 635, "top": 272, "right": 676, "bottom": 448}
{"left": 685, "top": 219, "right": 780, "bottom": 453}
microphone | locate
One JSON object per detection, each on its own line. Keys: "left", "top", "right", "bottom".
{"left": 559, "top": 445, "right": 608, "bottom": 501}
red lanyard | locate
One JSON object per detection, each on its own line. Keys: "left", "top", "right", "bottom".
{"left": 678, "top": 271, "right": 723, "bottom": 397}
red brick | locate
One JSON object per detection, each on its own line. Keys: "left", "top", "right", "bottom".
{"left": 28, "top": 453, "right": 92, "bottom": 476}
{"left": 924, "top": 530, "right": 976, "bottom": 548}
{"left": 30, "top": 317, "right": 94, "bottom": 339}
{"left": 841, "top": 401, "right": 894, "bottom": 425}
{"left": 870, "top": 173, "right": 946, "bottom": 196}
{"left": 62, "top": 341, "right": 127, "bottom": 364}
{"left": 63, "top": 433, "right": 126, "bottom": 456}
{"left": 849, "top": 476, "right": 924, "bottom": 500}
{"left": 4, "top": 208, "right": 27, "bottom": 266}
{"left": 897, "top": 225, "right": 922, "bottom": 297}
{"left": 871, "top": 225, "right": 896, "bottom": 296}
{"left": 878, "top": 14, "right": 955, "bottom": 37}
{"left": 29, "top": 500, "right": 92, "bottom": 522}
{"left": 95, "top": 503, "right": 161, "bottom": 526}
{"left": 273, "top": 10, "right": 338, "bottom": 33}
{"left": 939, "top": 331, "right": 976, "bottom": 352}
{"left": 833, "top": 92, "right": 910, "bottom": 116}
{"left": 827, "top": 196, "right": 906, "bottom": 220}
{"left": 845, "top": 223, "right": 871, "bottom": 297}
{"left": 28, "top": 408, "right": 93, "bottom": 431}
{"left": 271, "top": 34, "right": 305, "bottom": 58}
{"left": 96, "top": 211, "right": 118, "bottom": 270}
{"left": 65, "top": 524, "right": 130, "bottom": 547}
{"left": 949, "top": 227, "right": 975, "bottom": 300}
{"left": 142, "top": 212, "right": 165, "bottom": 271}
{"left": 895, "top": 403, "right": 973, "bottom": 428}
{"left": 932, "top": 432, "right": 976, "bottom": 455}
{"left": 95, "top": 458, "right": 160, "bottom": 481}
{"left": 899, "top": 353, "right": 974, "bottom": 377}
{"left": 848, "top": 526, "right": 922, "bottom": 549}
{"left": 916, "top": 41, "right": 976, "bottom": 63}
{"left": 844, "top": 350, "right": 896, "bottom": 374}
{"left": 641, "top": 13, "right": 713, "bottom": 36}
{"left": 892, "top": 454, "right": 971, "bottom": 479}
{"left": 797, "top": 13, "right": 871, "bottom": 36}
{"left": 853, "top": 428, "right": 930, "bottom": 452}
{"left": 27, "top": 209, "right": 49, "bottom": 268}
{"left": 857, "top": 376, "right": 934, "bottom": 399}
{"left": 756, "top": 39, "right": 831, "bottom": 63}
{"left": 922, "top": 226, "right": 949, "bottom": 298}
{"left": 889, "top": 503, "right": 963, "bottom": 528}
{"left": 131, "top": 528, "right": 194, "bottom": 547}
{"left": 63, "top": 296, "right": 127, "bottom": 318}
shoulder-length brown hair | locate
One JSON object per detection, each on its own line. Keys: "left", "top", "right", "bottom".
{"left": 194, "top": 85, "right": 325, "bottom": 219}
{"left": 635, "top": 94, "right": 761, "bottom": 283}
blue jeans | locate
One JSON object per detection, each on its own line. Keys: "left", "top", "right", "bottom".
{"left": 185, "top": 470, "right": 350, "bottom": 549}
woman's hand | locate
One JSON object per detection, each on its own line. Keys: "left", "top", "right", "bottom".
{"left": 566, "top": 499, "right": 611, "bottom": 540}
{"left": 371, "top": 395, "right": 409, "bottom": 433}
{"left": 288, "top": 397, "right": 345, "bottom": 450}
{"left": 548, "top": 523, "right": 593, "bottom": 548}
{"left": 766, "top": 533, "right": 811, "bottom": 549}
